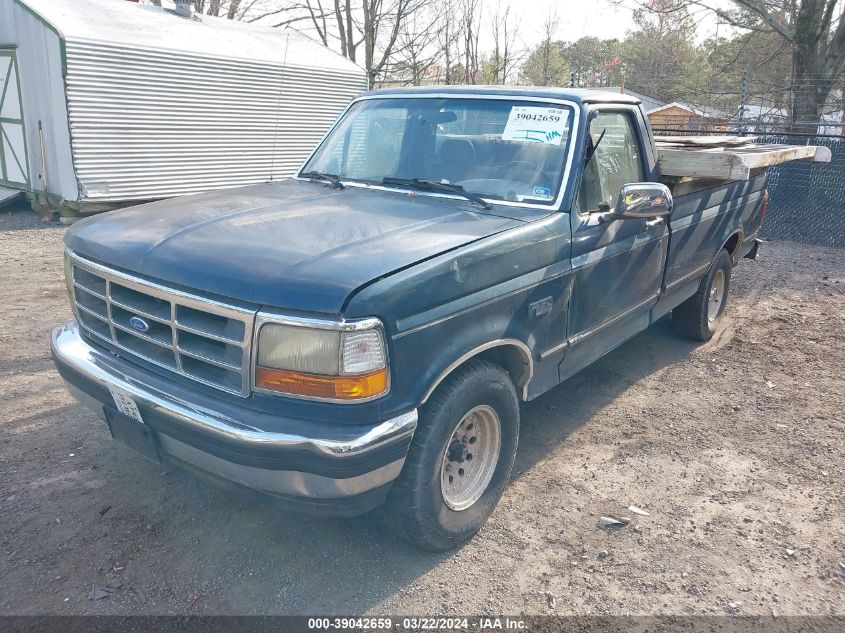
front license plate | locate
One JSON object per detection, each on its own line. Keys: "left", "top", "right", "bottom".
{"left": 104, "top": 408, "right": 162, "bottom": 464}
{"left": 108, "top": 385, "right": 144, "bottom": 423}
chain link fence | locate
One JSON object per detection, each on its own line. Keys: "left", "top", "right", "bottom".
{"left": 653, "top": 130, "right": 845, "bottom": 247}
{"left": 753, "top": 134, "right": 844, "bottom": 247}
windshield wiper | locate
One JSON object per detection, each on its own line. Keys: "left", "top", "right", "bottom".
{"left": 301, "top": 170, "right": 345, "bottom": 190}
{"left": 381, "top": 177, "right": 492, "bottom": 210}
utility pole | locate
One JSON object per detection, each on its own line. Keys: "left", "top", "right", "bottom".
{"left": 840, "top": 74, "right": 845, "bottom": 138}
{"left": 738, "top": 70, "right": 748, "bottom": 136}
{"left": 840, "top": 93, "right": 844, "bottom": 137}
{"left": 620, "top": 63, "right": 627, "bottom": 94}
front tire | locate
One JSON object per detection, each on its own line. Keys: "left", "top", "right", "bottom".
{"left": 386, "top": 359, "right": 519, "bottom": 551}
{"left": 673, "top": 249, "right": 732, "bottom": 341}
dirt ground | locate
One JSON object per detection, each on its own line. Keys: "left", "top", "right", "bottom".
{"left": 1, "top": 204, "right": 843, "bottom": 616}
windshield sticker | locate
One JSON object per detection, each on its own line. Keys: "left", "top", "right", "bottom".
{"left": 502, "top": 107, "right": 569, "bottom": 144}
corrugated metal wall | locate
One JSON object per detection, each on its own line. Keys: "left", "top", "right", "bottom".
{"left": 64, "top": 37, "right": 366, "bottom": 202}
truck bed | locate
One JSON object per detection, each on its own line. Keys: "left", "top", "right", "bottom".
{"left": 655, "top": 135, "right": 831, "bottom": 181}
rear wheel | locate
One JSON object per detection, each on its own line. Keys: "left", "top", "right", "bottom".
{"left": 386, "top": 359, "right": 519, "bottom": 551}
{"left": 673, "top": 249, "right": 732, "bottom": 341}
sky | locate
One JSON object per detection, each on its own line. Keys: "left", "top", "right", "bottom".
{"left": 476, "top": 0, "right": 725, "bottom": 52}
{"left": 500, "top": 0, "right": 637, "bottom": 47}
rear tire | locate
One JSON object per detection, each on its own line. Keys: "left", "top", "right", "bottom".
{"left": 673, "top": 249, "right": 732, "bottom": 341}
{"left": 386, "top": 359, "right": 519, "bottom": 551}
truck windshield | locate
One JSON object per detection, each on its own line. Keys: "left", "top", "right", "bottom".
{"left": 300, "top": 97, "right": 575, "bottom": 206}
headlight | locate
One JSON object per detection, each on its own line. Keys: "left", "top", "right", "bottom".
{"left": 254, "top": 319, "right": 388, "bottom": 401}
{"left": 257, "top": 324, "right": 340, "bottom": 375}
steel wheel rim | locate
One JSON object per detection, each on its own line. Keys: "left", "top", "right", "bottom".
{"left": 439, "top": 405, "right": 502, "bottom": 512}
{"left": 708, "top": 269, "right": 725, "bottom": 322}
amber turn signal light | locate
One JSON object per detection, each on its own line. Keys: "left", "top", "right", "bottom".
{"left": 255, "top": 366, "right": 388, "bottom": 400}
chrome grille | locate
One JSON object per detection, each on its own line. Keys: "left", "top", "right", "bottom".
{"left": 69, "top": 253, "right": 256, "bottom": 396}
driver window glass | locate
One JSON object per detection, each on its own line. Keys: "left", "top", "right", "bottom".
{"left": 576, "top": 112, "right": 644, "bottom": 214}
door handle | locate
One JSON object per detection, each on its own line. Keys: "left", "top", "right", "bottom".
{"left": 645, "top": 217, "right": 665, "bottom": 229}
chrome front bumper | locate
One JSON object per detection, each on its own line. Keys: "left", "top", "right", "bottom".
{"left": 51, "top": 321, "right": 417, "bottom": 514}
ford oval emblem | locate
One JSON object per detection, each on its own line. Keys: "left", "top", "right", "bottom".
{"left": 129, "top": 316, "right": 150, "bottom": 333}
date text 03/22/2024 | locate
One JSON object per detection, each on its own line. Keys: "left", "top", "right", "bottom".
{"left": 307, "top": 618, "right": 527, "bottom": 630}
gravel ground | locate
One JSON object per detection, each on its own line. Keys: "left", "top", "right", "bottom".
{"left": 1, "top": 204, "right": 843, "bottom": 616}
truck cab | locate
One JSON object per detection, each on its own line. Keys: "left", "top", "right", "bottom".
{"left": 52, "top": 87, "right": 767, "bottom": 550}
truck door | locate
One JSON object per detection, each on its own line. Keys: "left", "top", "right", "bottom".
{"left": 562, "top": 108, "right": 668, "bottom": 377}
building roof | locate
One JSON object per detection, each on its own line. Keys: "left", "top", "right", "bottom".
{"left": 647, "top": 101, "right": 730, "bottom": 119}
{"left": 15, "top": 0, "right": 362, "bottom": 74}
{"left": 741, "top": 104, "right": 788, "bottom": 120}
{"left": 366, "top": 85, "right": 643, "bottom": 105}
{"left": 598, "top": 87, "right": 665, "bottom": 113}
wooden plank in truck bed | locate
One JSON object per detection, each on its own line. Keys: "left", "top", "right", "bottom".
{"left": 654, "top": 135, "right": 759, "bottom": 147}
{"left": 656, "top": 141, "right": 832, "bottom": 181}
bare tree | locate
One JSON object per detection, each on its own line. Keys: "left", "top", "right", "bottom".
{"left": 461, "top": 0, "right": 481, "bottom": 83}
{"left": 434, "top": 0, "right": 462, "bottom": 84}
{"left": 333, "top": 0, "right": 357, "bottom": 61}
{"left": 544, "top": 12, "right": 562, "bottom": 86}
{"left": 179, "top": 0, "right": 474, "bottom": 91}
{"left": 180, "top": 0, "right": 244, "bottom": 19}
{"left": 486, "top": 1, "right": 521, "bottom": 84}
{"left": 302, "top": 0, "right": 330, "bottom": 45}
{"left": 522, "top": 10, "right": 564, "bottom": 86}
{"left": 238, "top": 1, "right": 314, "bottom": 26}
{"left": 389, "top": 7, "right": 441, "bottom": 85}
{"left": 359, "top": 1, "right": 432, "bottom": 87}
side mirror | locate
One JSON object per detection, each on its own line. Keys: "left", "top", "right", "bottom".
{"left": 599, "top": 183, "right": 673, "bottom": 222}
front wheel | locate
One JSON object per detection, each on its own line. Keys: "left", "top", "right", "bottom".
{"left": 386, "top": 359, "right": 519, "bottom": 551}
{"left": 673, "top": 249, "right": 732, "bottom": 341}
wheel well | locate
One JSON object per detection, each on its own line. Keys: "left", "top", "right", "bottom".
{"left": 478, "top": 346, "right": 530, "bottom": 393}
{"left": 422, "top": 341, "right": 533, "bottom": 403}
{"left": 723, "top": 232, "right": 743, "bottom": 261}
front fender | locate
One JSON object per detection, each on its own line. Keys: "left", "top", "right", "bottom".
{"left": 345, "top": 215, "right": 573, "bottom": 408}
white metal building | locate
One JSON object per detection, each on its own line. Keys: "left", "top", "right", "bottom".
{"left": 0, "top": 0, "right": 366, "bottom": 210}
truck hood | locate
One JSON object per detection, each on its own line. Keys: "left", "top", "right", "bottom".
{"left": 66, "top": 180, "right": 524, "bottom": 314}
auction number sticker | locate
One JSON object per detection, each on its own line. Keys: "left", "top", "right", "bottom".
{"left": 502, "top": 106, "right": 569, "bottom": 144}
